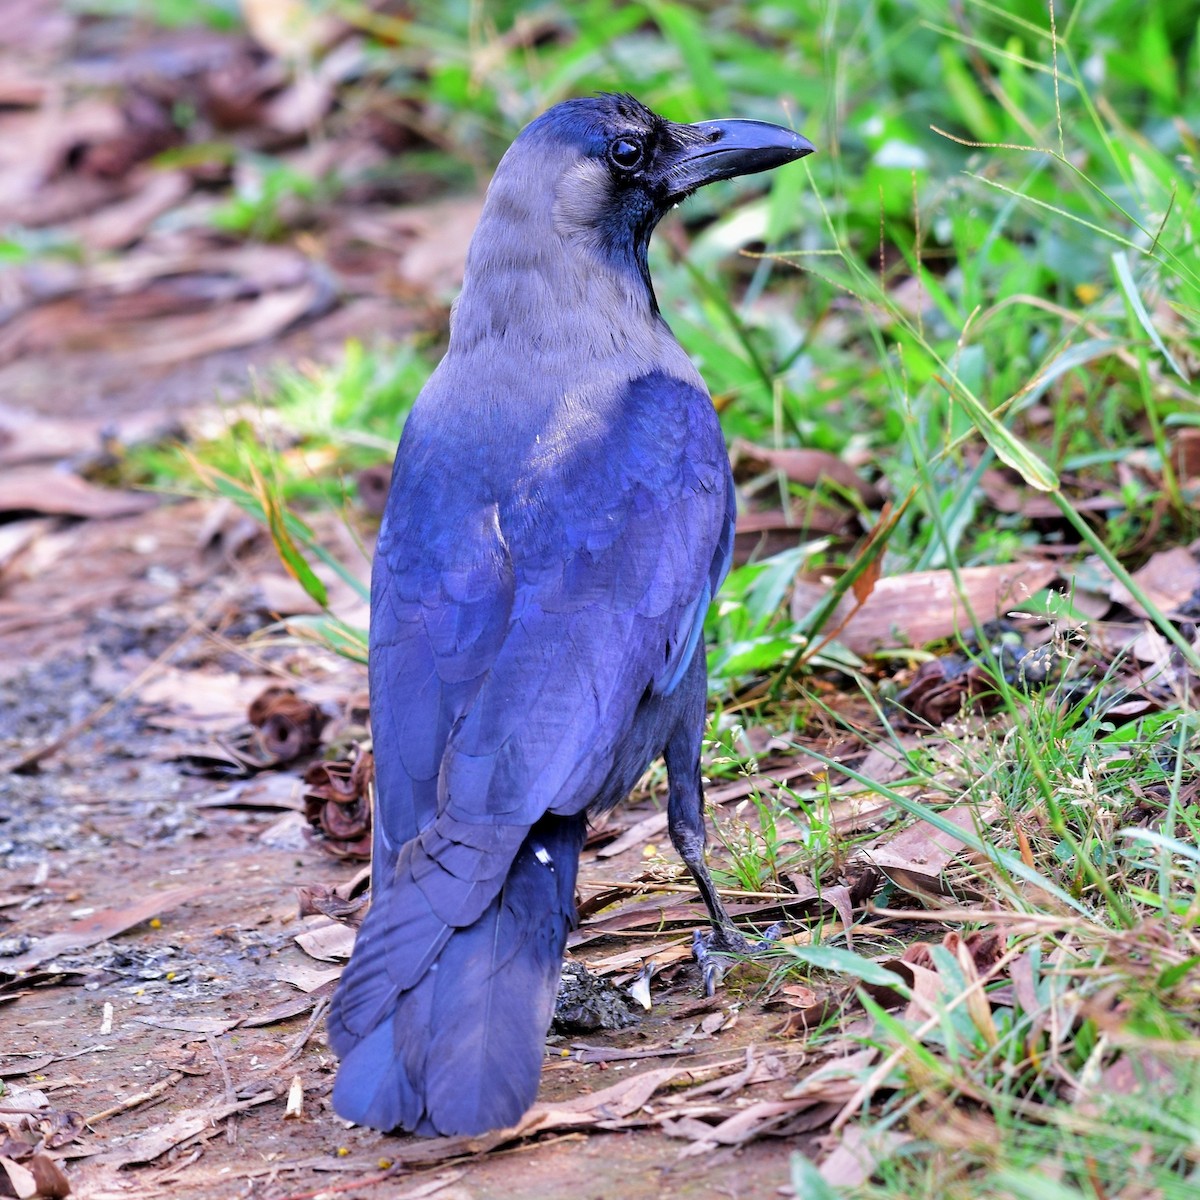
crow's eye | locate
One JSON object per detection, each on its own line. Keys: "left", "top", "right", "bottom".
{"left": 608, "top": 136, "right": 644, "bottom": 171}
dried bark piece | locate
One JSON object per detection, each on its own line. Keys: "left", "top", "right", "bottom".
{"left": 302, "top": 748, "right": 373, "bottom": 859}
{"left": 247, "top": 686, "right": 327, "bottom": 765}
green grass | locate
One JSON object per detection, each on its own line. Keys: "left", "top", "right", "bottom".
{"left": 92, "top": 0, "right": 1200, "bottom": 1192}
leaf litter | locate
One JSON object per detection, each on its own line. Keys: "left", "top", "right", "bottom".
{"left": 1, "top": 4, "right": 1196, "bottom": 1198}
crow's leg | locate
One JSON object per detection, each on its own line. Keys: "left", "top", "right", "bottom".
{"left": 664, "top": 698, "right": 781, "bottom": 995}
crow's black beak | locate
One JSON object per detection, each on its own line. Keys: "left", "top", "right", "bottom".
{"left": 669, "top": 118, "right": 815, "bottom": 197}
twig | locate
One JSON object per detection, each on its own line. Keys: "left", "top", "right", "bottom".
{"left": 270, "top": 995, "right": 331, "bottom": 1071}
{"left": 206, "top": 1031, "right": 238, "bottom": 1144}
{"left": 86, "top": 1071, "right": 183, "bottom": 1125}
{"left": 579, "top": 881, "right": 818, "bottom": 903}
{"left": 565, "top": 1044, "right": 696, "bottom": 1064}
{"left": 868, "top": 905, "right": 1095, "bottom": 930}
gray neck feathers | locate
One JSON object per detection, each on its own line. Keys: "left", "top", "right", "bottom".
{"left": 446, "top": 144, "right": 699, "bottom": 390}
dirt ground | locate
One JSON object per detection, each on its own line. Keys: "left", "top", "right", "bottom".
{"left": 0, "top": 7, "right": 926, "bottom": 1196}
{"left": 1, "top": 396, "right": 846, "bottom": 1200}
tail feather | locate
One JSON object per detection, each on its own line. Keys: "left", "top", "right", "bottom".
{"left": 329, "top": 814, "right": 586, "bottom": 1136}
{"left": 329, "top": 816, "right": 527, "bottom": 1044}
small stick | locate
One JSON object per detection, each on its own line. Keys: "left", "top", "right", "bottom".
{"left": 206, "top": 1031, "right": 238, "bottom": 1144}
{"left": 270, "top": 995, "right": 331, "bottom": 1071}
{"left": 86, "top": 1071, "right": 183, "bottom": 1125}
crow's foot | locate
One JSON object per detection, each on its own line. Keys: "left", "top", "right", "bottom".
{"left": 692, "top": 922, "right": 785, "bottom": 996}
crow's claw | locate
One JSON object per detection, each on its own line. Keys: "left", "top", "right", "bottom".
{"left": 692, "top": 922, "right": 786, "bottom": 996}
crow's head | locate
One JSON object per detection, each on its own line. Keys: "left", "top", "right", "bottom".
{"left": 521, "top": 94, "right": 814, "bottom": 275}
{"left": 453, "top": 94, "right": 813, "bottom": 348}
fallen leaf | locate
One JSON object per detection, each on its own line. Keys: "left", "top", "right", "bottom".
{"left": 867, "top": 804, "right": 998, "bottom": 898}
{"left": 193, "top": 774, "right": 306, "bottom": 811}
{"left": 0, "top": 520, "right": 51, "bottom": 576}
{"left": 129, "top": 282, "right": 325, "bottom": 367}
{"left": 595, "top": 811, "right": 668, "bottom": 859}
{"left": 732, "top": 440, "right": 883, "bottom": 506}
{"left": 515, "top": 1065, "right": 694, "bottom": 1134}
{"left": 0, "top": 468, "right": 156, "bottom": 519}
{"left": 596, "top": 760, "right": 825, "bottom": 859}
{"left": 240, "top": 979, "right": 336, "bottom": 1028}
{"left": 1109, "top": 546, "right": 1200, "bottom": 619}
{"left": 1171, "top": 427, "right": 1200, "bottom": 481}
{"left": 792, "top": 562, "right": 1058, "bottom": 654}
{"left": 274, "top": 960, "right": 343, "bottom": 993}
{"left": 294, "top": 918, "right": 356, "bottom": 962}
{"left": 389, "top": 196, "right": 486, "bottom": 296}
{"left": 70, "top": 168, "right": 191, "bottom": 250}
{"left": 131, "top": 1015, "right": 242, "bottom": 1034}
{"left": 819, "top": 1125, "right": 909, "bottom": 1187}
{"left": 137, "top": 668, "right": 279, "bottom": 731}
{"left": 784, "top": 1048, "right": 879, "bottom": 1102}
{"left": 5, "top": 884, "right": 208, "bottom": 973}
{"left": 241, "top": 0, "right": 343, "bottom": 60}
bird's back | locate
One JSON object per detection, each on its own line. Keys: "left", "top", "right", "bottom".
{"left": 327, "top": 91, "right": 810, "bottom": 1137}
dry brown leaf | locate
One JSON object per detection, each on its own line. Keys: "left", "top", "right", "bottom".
{"left": 131, "top": 1014, "right": 242, "bottom": 1034}
{"left": 241, "top": 0, "right": 343, "bottom": 60}
{"left": 1, "top": 1153, "right": 69, "bottom": 1200}
{"left": 597, "top": 759, "right": 828, "bottom": 859}
{"left": 0, "top": 468, "right": 156, "bottom": 519}
{"left": 594, "top": 811, "right": 669, "bottom": 858}
{"left": 240, "top": 982, "right": 335, "bottom": 1028}
{"left": 515, "top": 1065, "right": 694, "bottom": 1135}
{"left": 128, "top": 282, "right": 323, "bottom": 367}
{"left": 0, "top": 404, "right": 175, "bottom": 470}
{"left": 1110, "top": 546, "right": 1200, "bottom": 619}
{"left": 1171, "top": 427, "right": 1200, "bottom": 481}
{"left": 669, "top": 1097, "right": 815, "bottom": 1156}
{"left": 0, "top": 520, "right": 51, "bottom": 576}
{"left": 736, "top": 505, "right": 853, "bottom": 543}
{"left": 294, "top": 917, "right": 356, "bottom": 962}
{"left": 866, "top": 803, "right": 998, "bottom": 898}
{"left": 70, "top": 168, "right": 191, "bottom": 250}
{"left": 574, "top": 886, "right": 817, "bottom": 941}
{"left": 793, "top": 562, "right": 1057, "bottom": 654}
{"left": 818, "top": 1125, "right": 909, "bottom": 1187}
{"left": 274, "top": 960, "right": 343, "bottom": 993}
{"left": 731, "top": 440, "right": 882, "bottom": 506}
{"left": 391, "top": 197, "right": 487, "bottom": 296}
{"left": 773, "top": 989, "right": 841, "bottom": 1036}
{"left": 860, "top": 956, "right": 941, "bottom": 1022}
{"left": 578, "top": 939, "right": 694, "bottom": 975}
{"left": 265, "top": 74, "right": 334, "bottom": 135}
{"left": 193, "top": 774, "right": 306, "bottom": 811}
{"left": 0, "top": 98, "right": 125, "bottom": 223}
{"left": 979, "top": 469, "right": 1115, "bottom": 519}
{"left": 820, "top": 885, "right": 856, "bottom": 941}
{"left": 5, "top": 883, "right": 208, "bottom": 973}
{"left": 137, "top": 668, "right": 280, "bottom": 731}
{"left": 785, "top": 1048, "right": 879, "bottom": 1103}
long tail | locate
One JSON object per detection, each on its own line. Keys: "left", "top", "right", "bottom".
{"left": 327, "top": 813, "right": 586, "bottom": 1136}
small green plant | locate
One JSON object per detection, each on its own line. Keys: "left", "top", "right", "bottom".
{"left": 211, "top": 154, "right": 336, "bottom": 241}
